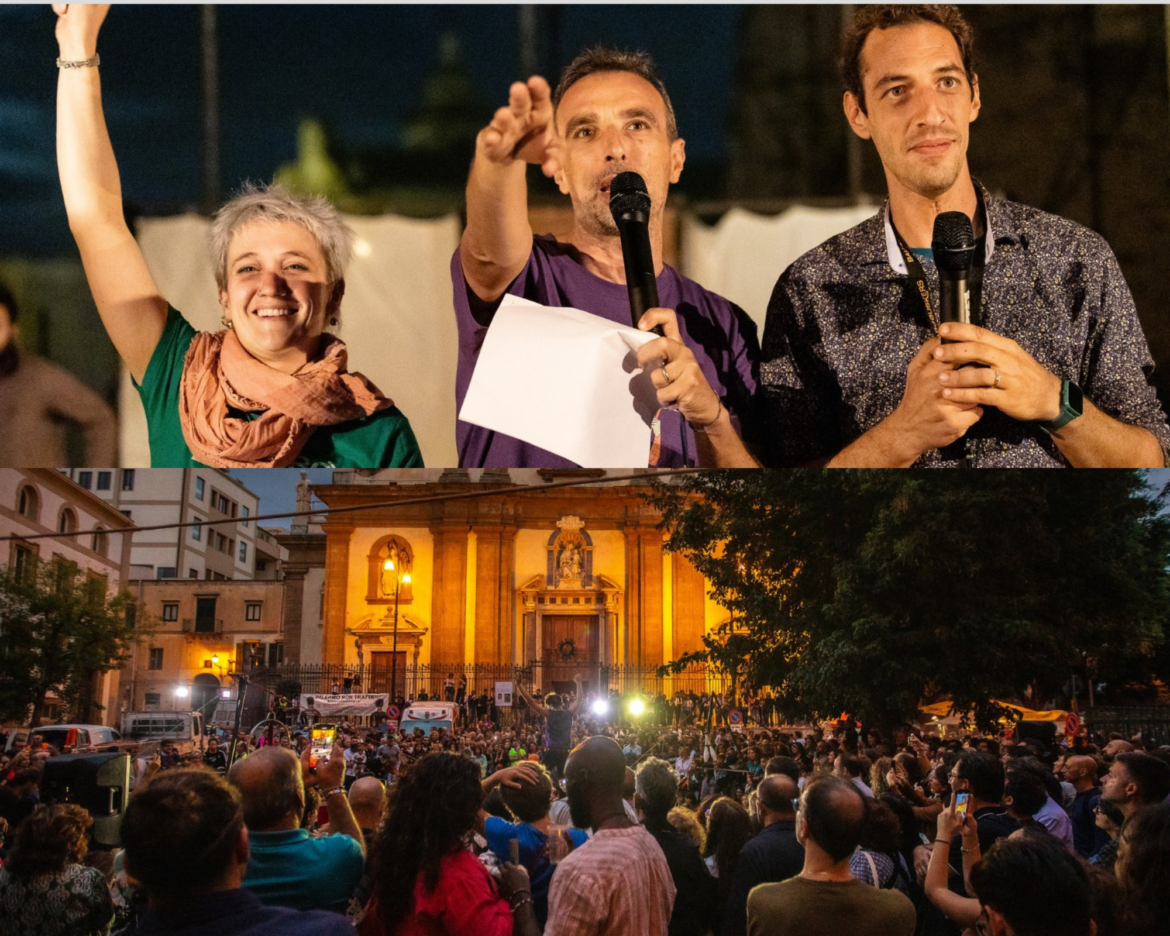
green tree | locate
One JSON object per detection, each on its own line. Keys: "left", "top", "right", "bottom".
{"left": 0, "top": 557, "right": 147, "bottom": 727}
{"left": 650, "top": 471, "right": 1170, "bottom": 732}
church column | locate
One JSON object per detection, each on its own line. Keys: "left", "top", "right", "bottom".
{"left": 671, "top": 552, "right": 708, "bottom": 658}
{"left": 430, "top": 523, "right": 468, "bottom": 665}
{"left": 473, "top": 524, "right": 516, "bottom": 664}
{"left": 281, "top": 566, "right": 307, "bottom": 666}
{"left": 623, "top": 526, "right": 665, "bottom": 667}
{"left": 321, "top": 525, "right": 352, "bottom": 665}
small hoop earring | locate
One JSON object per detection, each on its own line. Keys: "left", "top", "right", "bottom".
{"left": 221, "top": 317, "right": 233, "bottom": 330}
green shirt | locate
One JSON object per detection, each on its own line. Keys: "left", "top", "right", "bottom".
{"left": 135, "top": 307, "right": 424, "bottom": 468}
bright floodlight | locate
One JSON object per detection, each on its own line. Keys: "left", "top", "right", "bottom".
{"left": 591, "top": 698, "right": 610, "bottom": 717}
{"left": 629, "top": 698, "right": 645, "bottom": 717}
{"left": 175, "top": 685, "right": 189, "bottom": 698}
{"left": 220, "top": 688, "right": 231, "bottom": 699}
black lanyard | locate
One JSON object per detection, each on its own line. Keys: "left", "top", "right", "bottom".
{"left": 890, "top": 213, "right": 987, "bottom": 331}
{"left": 891, "top": 222, "right": 938, "bottom": 328}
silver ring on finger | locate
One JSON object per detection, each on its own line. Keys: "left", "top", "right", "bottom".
{"left": 993, "top": 369, "right": 1003, "bottom": 389}
{"left": 660, "top": 364, "right": 674, "bottom": 385}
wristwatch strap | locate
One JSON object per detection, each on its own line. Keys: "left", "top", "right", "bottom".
{"left": 1038, "top": 379, "right": 1084, "bottom": 434}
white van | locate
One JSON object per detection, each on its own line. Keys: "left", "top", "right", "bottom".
{"left": 119, "top": 711, "right": 204, "bottom": 755}
{"left": 400, "top": 703, "right": 456, "bottom": 735}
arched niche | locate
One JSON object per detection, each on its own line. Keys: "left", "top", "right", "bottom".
{"left": 366, "top": 534, "right": 415, "bottom": 605}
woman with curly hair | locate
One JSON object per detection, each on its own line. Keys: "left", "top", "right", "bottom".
{"left": 1115, "top": 802, "right": 1170, "bottom": 936}
{"left": 360, "top": 752, "right": 540, "bottom": 936}
{"left": 0, "top": 804, "right": 114, "bottom": 935}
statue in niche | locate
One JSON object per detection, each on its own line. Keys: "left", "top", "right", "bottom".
{"left": 558, "top": 542, "right": 582, "bottom": 580}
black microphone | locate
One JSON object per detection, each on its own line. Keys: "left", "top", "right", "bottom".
{"left": 931, "top": 211, "right": 976, "bottom": 339}
{"left": 609, "top": 171, "right": 659, "bottom": 329}
{"left": 932, "top": 211, "right": 978, "bottom": 466}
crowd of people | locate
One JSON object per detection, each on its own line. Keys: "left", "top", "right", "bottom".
{"left": 2, "top": 682, "right": 1169, "bottom": 936}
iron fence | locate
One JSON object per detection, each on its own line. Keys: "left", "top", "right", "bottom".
{"left": 1084, "top": 706, "right": 1170, "bottom": 747}
{"left": 262, "top": 660, "right": 738, "bottom": 703}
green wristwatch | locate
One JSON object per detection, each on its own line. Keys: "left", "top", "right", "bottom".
{"left": 1038, "top": 379, "right": 1083, "bottom": 434}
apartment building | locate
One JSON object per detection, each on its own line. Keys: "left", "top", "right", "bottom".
{"left": 63, "top": 468, "right": 271, "bottom": 581}
{"left": 0, "top": 469, "right": 135, "bottom": 724}
{"left": 124, "top": 578, "right": 286, "bottom": 718}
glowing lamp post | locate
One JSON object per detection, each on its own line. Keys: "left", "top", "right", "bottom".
{"left": 384, "top": 558, "right": 411, "bottom": 706}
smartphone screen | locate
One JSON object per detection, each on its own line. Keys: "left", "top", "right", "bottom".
{"left": 955, "top": 792, "right": 971, "bottom": 816}
{"left": 310, "top": 726, "right": 335, "bottom": 768}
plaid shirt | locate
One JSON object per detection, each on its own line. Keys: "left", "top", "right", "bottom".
{"left": 758, "top": 185, "right": 1170, "bottom": 466}
{"left": 545, "top": 825, "right": 676, "bottom": 936}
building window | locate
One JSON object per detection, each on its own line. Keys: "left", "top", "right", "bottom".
{"left": 238, "top": 542, "right": 247, "bottom": 564}
{"left": 161, "top": 602, "right": 179, "bottom": 622}
{"left": 191, "top": 519, "right": 202, "bottom": 542}
{"left": 241, "top": 506, "right": 249, "bottom": 527}
{"left": 77, "top": 471, "right": 92, "bottom": 490}
{"left": 144, "top": 692, "right": 161, "bottom": 711}
{"left": 57, "top": 508, "right": 77, "bottom": 538}
{"left": 256, "top": 558, "right": 268, "bottom": 572}
{"left": 96, "top": 471, "right": 112, "bottom": 491}
{"left": 121, "top": 469, "right": 135, "bottom": 491}
{"left": 148, "top": 648, "right": 163, "bottom": 670}
{"left": 157, "top": 567, "right": 176, "bottom": 579}
{"left": 16, "top": 486, "right": 40, "bottom": 522}
{"left": 245, "top": 602, "right": 262, "bottom": 622}
{"left": 12, "top": 543, "right": 37, "bottom": 581}
{"left": 188, "top": 568, "right": 199, "bottom": 579}
{"left": 91, "top": 527, "right": 108, "bottom": 557}
{"left": 195, "top": 477, "right": 205, "bottom": 500}
{"left": 195, "top": 596, "right": 217, "bottom": 633}
{"left": 267, "top": 643, "right": 284, "bottom": 667}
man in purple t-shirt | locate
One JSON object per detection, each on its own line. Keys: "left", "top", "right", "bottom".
{"left": 455, "top": 47, "right": 761, "bottom": 469}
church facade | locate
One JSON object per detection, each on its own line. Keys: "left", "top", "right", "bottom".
{"left": 294, "top": 470, "right": 729, "bottom": 693}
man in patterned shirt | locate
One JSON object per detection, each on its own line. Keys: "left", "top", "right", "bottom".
{"left": 545, "top": 736, "right": 675, "bottom": 936}
{"left": 756, "top": 4, "right": 1170, "bottom": 467}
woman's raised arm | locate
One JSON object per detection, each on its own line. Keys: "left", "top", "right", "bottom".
{"left": 55, "top": 3, "right": 167, "bottom": 382}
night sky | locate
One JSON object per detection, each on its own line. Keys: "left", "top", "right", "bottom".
{"left": 0, "top": 3, "right": 741, "bottom": 255}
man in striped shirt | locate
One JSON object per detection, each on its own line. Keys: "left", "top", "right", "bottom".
{"left": 546, "top": 736, "right": 676, "bottom": 936}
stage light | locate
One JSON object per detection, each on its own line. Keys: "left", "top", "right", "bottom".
{"left": 174, "top": 685, "right": 189, "bottom": 699}
{"left": 220, "top": 689, "right": 231, "bottom": 699}
{"left": 629, "top": 698, "right": 645, "bottom": 717}
{"left": 591, "top": 698, "right": 610, "bottom": 717}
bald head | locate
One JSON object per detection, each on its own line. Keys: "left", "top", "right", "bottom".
{"left": 1064, "top": 755, "right": 1098, "bottom": 788}
{"left": 568, "top": 736, "right": 627, "bottom": 790}
{"left": 348, "top": 776, "right": 386, "bottom": 831}
{"left": 227, "top": 747, "right": 303, "bottom": 831}
{"left": 564, "top": 736, "right": 629, "bottom": 830}
{"left": 757, "top": 774, "right": 798, "bottom": 822}
{"left": 800, "top": 775, "right": 867, "bottom": 864}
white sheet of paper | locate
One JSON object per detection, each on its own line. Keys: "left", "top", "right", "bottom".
{"left": 458, "top": 295, "right": 662, "bottom": 467}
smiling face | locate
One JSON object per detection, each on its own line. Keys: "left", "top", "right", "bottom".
{"left": 219, "top": 219, "right": 344, "bottom": 374}
{"left": 845, "top": 21, "right": 980, "bottom": 202}
{"left": 553, "top": 70, "right": 685, "bottom": 239}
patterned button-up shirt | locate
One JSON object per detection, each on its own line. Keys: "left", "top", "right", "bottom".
{"left": 758, "top": 186, "right": 1170, "bottom": 466}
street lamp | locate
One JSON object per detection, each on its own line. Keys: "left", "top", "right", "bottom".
{"left": 384, "top": 557, "right": 411, "bottom": 708}
{"left": 174, "top": 684, "right": 189, "bottom": 711}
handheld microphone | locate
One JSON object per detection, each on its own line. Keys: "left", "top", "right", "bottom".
{"left": 932, "top": 211, "right": 978, "bottom": 466}
{"left": 931, "top": 211, "right": 977, "bottom": 338}
{"left": 608, "top": 171, "right": 659, "bottom": 329}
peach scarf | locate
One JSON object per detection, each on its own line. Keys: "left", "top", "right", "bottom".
{"left": 178, "top": 328, "right": 394, "bottom": 468}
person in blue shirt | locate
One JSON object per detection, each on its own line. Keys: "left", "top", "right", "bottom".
{"left": 482, "top": 762, "right": 588, "bottom": 928}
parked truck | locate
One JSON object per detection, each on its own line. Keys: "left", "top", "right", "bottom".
{"left": 119, "top": 711, "right": 204, "bottom": 756}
